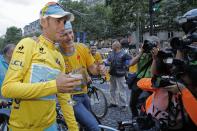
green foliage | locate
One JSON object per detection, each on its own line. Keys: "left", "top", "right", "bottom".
{"left": 59, "top": 0, "right": 113, "bottom": 40}
{"left": 4, "top": 26, "right": 22, "bottom": 44}
{"left": 154, "top": 0, "right": 197, "bottom": 31}
{"left": 0, "top": 37, "right": 5, "bottom": 51}
{"left": 153, "top": 4, "right": 160, "bottom": 12}
{"left": 110, "top": 0, "right": 197, "bottom": 34}
{"left": 110, "top": 0, "right": 149, "bottom": 36}
{"left": 58, "top": 0, "right": 197, "bottom": 40}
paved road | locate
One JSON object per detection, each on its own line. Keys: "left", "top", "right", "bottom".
{"left": 93, "top": 82, "right": 133, "bottom": 129}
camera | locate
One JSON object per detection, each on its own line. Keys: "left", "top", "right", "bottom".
{"left": 118, "top": 114, "right": 162, "bottom": 131}
{"left": 170, "top": 32, "right": 197, "bottom": 51}
{"left": 152, "top": 49, "right": 174, "bottom": 76}
{"left": 151, "top": 75, "right": 176, "bottom": 88}
{"left": 142, "top": 40, "right": 157, "bottom": 53}
{"left": 150, "top": 47, "right": 187, "bottom": 88}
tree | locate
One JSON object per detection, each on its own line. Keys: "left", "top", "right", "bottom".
{"left": 110, "top": 0, "right": 197, "bottom": 36}
{"left": 4, "top": 26, "right": 22, "bottom": 44}
{"left": 155, "top": 0, "right": 197, "bottom": 31}
{"left": 110, "top": 0, "right": 149, "bottom": 37}
{"left": 59, "top": 0, "right": 113, "bottom": 40}
{"left": 58, "top": 0, "right": 197, "bottom": 40}
{"left": 0, "top": 37, "right": 5, "bottom": 51}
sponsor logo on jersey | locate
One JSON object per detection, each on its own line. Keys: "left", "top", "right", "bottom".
{"left": 11, "top": 60, "right": 24, "bottom": 67}
{"left": 39, "top": 47, "right": 46, "bottom": 54}
{"left": 16, "top": 45, "right": 24, "bottom": 54}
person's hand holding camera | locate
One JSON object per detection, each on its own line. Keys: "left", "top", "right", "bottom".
{"left": 139, "top": 44, "right": 144, "bottom": 54}
{"left": 151, "top": 47, "right": 159, "bottom": 60}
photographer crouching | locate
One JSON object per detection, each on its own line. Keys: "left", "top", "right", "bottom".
{"left": 137, "top": 9, "right": 197, "bottom": 130}
{"left": 128, "top": 35, "right": 161, "bottom": 118}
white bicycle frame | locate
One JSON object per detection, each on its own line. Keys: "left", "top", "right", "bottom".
{"left": 98, "top": 124, "right": 119, "bottom": 131}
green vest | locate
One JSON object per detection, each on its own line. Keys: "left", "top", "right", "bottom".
{"left": 137, "top": 53, "right": 152, "bottom": 78}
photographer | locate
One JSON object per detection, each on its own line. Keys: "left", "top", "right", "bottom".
{"left": 137, "top": 9, "right": 197, "bottom": 130}
{"left": 172, "top": 8, "right": 197, "bottom": 127}
{"left": 137, "top": 62, "right": 197, "bottom": 130}
{"left": 129, "top": 36, "right": 160, "bottom": 118}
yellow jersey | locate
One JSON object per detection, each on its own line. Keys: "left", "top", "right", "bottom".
{"left": 59, "top": 43, "right": 95, "bottom": 94}
{"left": 2, "top": 35, "right": 78, "bottom": 131}
{"left": 93, "top": 52, "right": 103, "bottom": 64}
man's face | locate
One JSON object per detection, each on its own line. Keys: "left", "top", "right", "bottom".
{"left": 41, "top": 16, "right": 67, "bottom": 42}
{"left": 90, "top": 46, "right": 97, "bottom": 55}
{"left": 62, "top": 29, "right": 74, "bottom": 45}
{"left": 112, "top": 42, "right": 121, "bottom": 51}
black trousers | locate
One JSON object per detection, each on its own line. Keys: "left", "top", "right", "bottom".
{"left": 129, "top": 78, "right": 150, "bottom": 117}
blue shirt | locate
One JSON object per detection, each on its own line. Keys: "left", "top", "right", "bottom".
{"left": 107, "top": 50, "right": 132, "bottom": 66}
{"left": 0, "top": 54, "right": 9, "bottom": 97}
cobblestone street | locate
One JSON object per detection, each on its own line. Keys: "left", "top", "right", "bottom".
{"left": 94, "top": 82, "right": 133, "bottom": 129}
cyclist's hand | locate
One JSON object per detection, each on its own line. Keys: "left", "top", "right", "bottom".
{"left": 56, "top": 73, "right": 82, "bottom": 93}
{"left": 97, "top": 64, "right": 107, "bottom": 76}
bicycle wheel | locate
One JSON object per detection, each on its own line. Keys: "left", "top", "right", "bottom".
{"left": 89, "top": 87, "right": 108, "bottom": 119}
{"left": 57, "top": 119, "right": 68, "bottom": 131}
{"left": 98, "top": 125, "right": 119, "bottom": 131}
{"left": 0, "top": 121, "right": 8, "bottom": 131}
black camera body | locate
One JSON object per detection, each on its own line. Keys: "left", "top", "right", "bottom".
{"left": 170, "top": 31, "right": 197, "bottom": 51}
{"left": 151, "top": 75, "right": 175, "bottom": 88}
{"left": 142, "top": 40, "right": 157, "bottom": 53}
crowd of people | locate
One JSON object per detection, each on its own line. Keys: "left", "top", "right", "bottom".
{"left": 0, "top": 1, "right": 196, "bottom": 131}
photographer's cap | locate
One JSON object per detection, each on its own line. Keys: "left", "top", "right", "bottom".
{"left": 40, "top": 2, "right": 74, "bottom": 21}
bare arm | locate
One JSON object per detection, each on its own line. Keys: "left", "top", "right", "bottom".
{"left": 150, "top": 47, "right": 159, "bottom": 75}
{"left": 129, "top": 51, "right": 143, "bottom": 66}
{"left": 88, "top": 64, "right": 99, "bottom": 75}
{"left": 175, "top": 50, "right": 184, "bottom": 60}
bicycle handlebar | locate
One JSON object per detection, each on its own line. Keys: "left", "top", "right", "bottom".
{"left": 90, "top": 77, "right": 106, "bottom": 84}
{"left": 0, "top": 100, "right": 12, "bottom": 109}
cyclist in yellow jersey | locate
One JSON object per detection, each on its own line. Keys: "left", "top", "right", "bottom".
{"left": 89, "top": 44, "right": 107, "bottom": 80}
{"left": 58, "top": 21, "right": 106, "bottom": 131}
{"left": 90, "top": 45, "right": 103, "bottom": 65}
{"left": 1, "top": 2, "right": 81, "bottom": 131}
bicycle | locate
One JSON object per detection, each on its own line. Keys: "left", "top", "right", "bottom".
{"left": 56, "top": 104, "right": 68, "bottom": 131}
{"left": 56, "top": 107, "right": 118, "bottom": 131}
{"left": 87, "top": 77, "right": 108, "bottom": 119}
{"left": 56, "top": 102, "right": 118, "bottom": 131}
{"left": 0, "top": 100, "right": 12, "bottom": 131}
{"left": 117, "top": 114, "right": 162, "bottom": 131}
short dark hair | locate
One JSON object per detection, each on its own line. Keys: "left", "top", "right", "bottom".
{"left": 3, "top": 44, "right": 15, "bottom": 55}
{"left": 127, "top": 32, "right": 132, "bottom": 37}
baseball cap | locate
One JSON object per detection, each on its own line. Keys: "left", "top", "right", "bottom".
{"left": 40, "top": 2, "right": 74, "bottom": 21}
{"left": 65, "top": 21, "right": 72, "bottom": 30}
